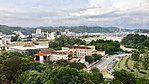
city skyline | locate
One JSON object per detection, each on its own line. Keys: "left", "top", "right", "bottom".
{"left": 0, "top": 0, "right": 148, "bottom": 29}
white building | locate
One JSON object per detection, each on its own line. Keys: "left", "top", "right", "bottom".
{"left": 46, "top": 32, "right": 55, "bottom": 40}
{"left": 35, "top": 49, "right": 68, "bottom": 63}
{"left": 0, "top": 35, "right": 11, "bottom": 45}
{"left": 9, "top": 42, "right": 48, "bottom": 53}
{"left": 0, "top": 35, "right": 11, "bottom": 50}
{"left": 36, "top": 29, "right": 42, "bottom": 35}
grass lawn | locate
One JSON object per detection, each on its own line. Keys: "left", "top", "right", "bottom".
{"left": 114, "top": 56, "right": 130, "bottom": 71}
{"left": 114, "top": 56, "right": 149, "bottom": 79}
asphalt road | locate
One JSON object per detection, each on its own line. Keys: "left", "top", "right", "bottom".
{"left": 92, "top": 54, "right": 131, "bottom": 70}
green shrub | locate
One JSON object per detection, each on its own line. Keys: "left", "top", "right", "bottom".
{"left": 85, "top": 56, "right": 94, "bottom": 64}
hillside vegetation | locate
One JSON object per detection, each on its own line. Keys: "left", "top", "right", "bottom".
{"left": 121, "top": 34, "right": 149, "bottom": 49}
{"left": 0, "top": 25, "right": 129, "bottom": 34}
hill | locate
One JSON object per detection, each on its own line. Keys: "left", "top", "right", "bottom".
{"left": 0, "top": 25, "right": 22, "bottom": 34}
{"left": 136, "top": 29, "right": 149, "bottom": 33}
{"left": 0, "top": 25, "right": 130, "bottom": 34}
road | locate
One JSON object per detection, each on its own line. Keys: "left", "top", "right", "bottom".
{"left": 86, "top": 54, "right": 131, "bottom": 79}
{"left": 95, "top": 54, "right": 131, "bottom": 70}
{"left": 120, "top": 45, "right": 136, "bottom": 52}
{"left": 90, "top": 54, "right": 131, "bottom": 79}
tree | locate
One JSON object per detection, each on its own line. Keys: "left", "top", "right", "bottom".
{"left": 109, "top": 79, "right": 123, "bottom": 84}
{"left": 85, "top": 56, "right": 94, "bottom": 64}
{"left": 1, "top": 51, "right": 25, "bottom": 62}
{"left": 11, "top": 34, "right": 19, "bottom": 42}
{"left": 113, "top": 70, "right": 136, "bottom": 84}
{"left": 143, "top": 39, "right": 149, "bottom": 47}
{"left": 26, "top": 49, "right": 40, "bottom": 56}
{"left": 131, "top": 50, "right": 140, "bottom": 61}
{"left": 53, "top": 67, "right": 78, "bottom": 84}
{"left": 90, "top": 71, "right": 104, "bottom": 84}
{"left": 55, "top": 60, "right": 85, "bottom": 70}
{"left": 90, "top": 67, "right": 104, "bottom": 83}
{"left": 31, "top": 62, "right": 48, "bottom": 72}
{"left": 16, "top": 70, "right": 41, "bottom": 84}
{"left": 49, "top": 41, "right": 61, "bottom": 50}
{"left": 79, "top": 69, "right": 104, "bottom": 84}
{"left": 79, "top": 71, "right": 94, "bottom": 84}
{"left": 142, "top": 51, "right": 149, "bottom": 70}
{"left": 0, "top": 52, "right": 34, "bottom": 83}
{"left": 85, "top": 54, "right": 102, "bottom": 64}
{"left": 20, "top": 56, "right": 33, "bottom": 71}
{"left": 89, "top": 39, "right": 121, "bottom": 54}
{"left": 91, "top": 67, "right": 99, "bottom": 72}
{"left": 0, "top": 56, "right": 22, "bottom": 83}
{"left": 92, "top": 54, "right": 102, "bottom": 61}
{"left": 67, "top": 62, "right": 85, "bottom": 70}
{"left": 136, "top": 78, "right": 149, "bottom": 84}
{"left": 133, "top": 62, "right": 140, "bottom": 71}
{"left": 49, "top": 36, "right": 86, "bottom": 50}
{"left": 41, "top": 66, "right": 81, "bottom": 84}
{"left": 121, "top": 34, "right": 148, "bottom": 49}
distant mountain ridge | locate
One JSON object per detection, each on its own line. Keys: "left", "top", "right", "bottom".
{"left": 136, "top": 29, "right": 149, "bottom": 33}
{"left": 0, "top": 25, "right": 130, "bottom": 35}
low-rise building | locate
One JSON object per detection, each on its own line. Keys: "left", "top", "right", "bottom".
{"left": 62, "top": 45, "right": 105, "bottom": 57}
{"left": 46, "top": 32, "right": 55, "bottom": 40}
{"left": 36, "top": 29, "right": 42, "bottom": 35}
{"left": 35, "top": 49, "right": 68, "bottom": 63}
{"left": 9, "top": 42, "right": 48, "bottom": 53}
{"left": 69, "top": 57, "right": 80, "bottom": 62}
{"left": 0, "top": 35, "right": 11, "bottom": 45}
{"left": 0, "top": 35, "right": 11, "bottom": 50}
{"left": 93, "top": 50, "right": 106, "bottom": 56}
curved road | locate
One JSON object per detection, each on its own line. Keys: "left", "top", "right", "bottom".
{"left": 87, "top": 54, "right": 131, "bottom": 79}
{"left": 96, "top": 54, "right": 131, "bottom": 70}
{"left": 99, "top": 54, "right": 131, "bottom": 79}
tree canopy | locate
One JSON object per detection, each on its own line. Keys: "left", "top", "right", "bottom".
{"left": 113, "top": 70, "right": 136, "bottom": 84}
{"left": 121, "top": 34, "right": 148, "bottom": 49}
{"left": 0, "top": 51, "right": 104, "bottom": 84}
{"left": 89, "top": 39, "right": 121, "bottom": 54}
{"left": 49, "top": 36, "right": 86, "bottom": 50}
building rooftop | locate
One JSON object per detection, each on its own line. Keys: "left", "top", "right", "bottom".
{"left": 10, "top": 45, "right": 48, "bottom": 51}
{"left": 40, "top": 48, "right": 56, "bottom": 54}
{"left": 23, "top": 42, "right": 35, "bottom": 47}
{"left": 52, "top": 51, "right": 67, "bottom": 55}
{"left": 35, "top": 48, "right": 55, "bottom": 56}
{"left": 64, "top": 45, "right": 92, "bottom": 49}
{"left": 35, "top": 49, "right": 67, "bottom": 56}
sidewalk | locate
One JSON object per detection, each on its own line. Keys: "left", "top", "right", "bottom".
{"left": 86, "top": 60, "right": 100, "bottom": 69}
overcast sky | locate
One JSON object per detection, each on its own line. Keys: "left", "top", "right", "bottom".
{"left": 0, "top": 0, "right": 148, "bottom": 29}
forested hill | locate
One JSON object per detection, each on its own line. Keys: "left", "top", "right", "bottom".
{"left": 0, "top": 25, "right": 22, "bottom": 34}
{"left": 0, "top": 25, "right": 129, "bottom": 34}
{"left": 136, "top": 29, "right": 149, "bottom": 33}
{"left": 56, "top": 26, "right": 120, "bottom": 33}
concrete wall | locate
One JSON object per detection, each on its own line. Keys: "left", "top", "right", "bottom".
{"left": 50, "top": 54, "right": 68, "bottom": 61}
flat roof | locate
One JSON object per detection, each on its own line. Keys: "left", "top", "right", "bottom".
{"left": 64, "top": 45, "right": 92, "bottom": 49}
{"left": 10, "top": 45, "right": 48, "bottom": 51}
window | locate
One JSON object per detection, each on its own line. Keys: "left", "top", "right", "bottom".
{"left": 36, "top": 56, "right": 39, "bottom": 61}
{"left": 43, "top": 56, "right": 47, "bottom": 60}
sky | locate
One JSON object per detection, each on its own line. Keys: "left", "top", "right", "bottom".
{"left": 0, "top": 0, "right": 148, "bottom": 29}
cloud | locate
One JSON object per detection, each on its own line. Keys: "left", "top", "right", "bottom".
{"left": 0, "top": 0, "right": 148, "bottom": 29}
{"left": 68, "top": 0, "right": 149, "bottom": 29}
{"left": 70, "top": 0, "right": 148, "bottom": 16}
